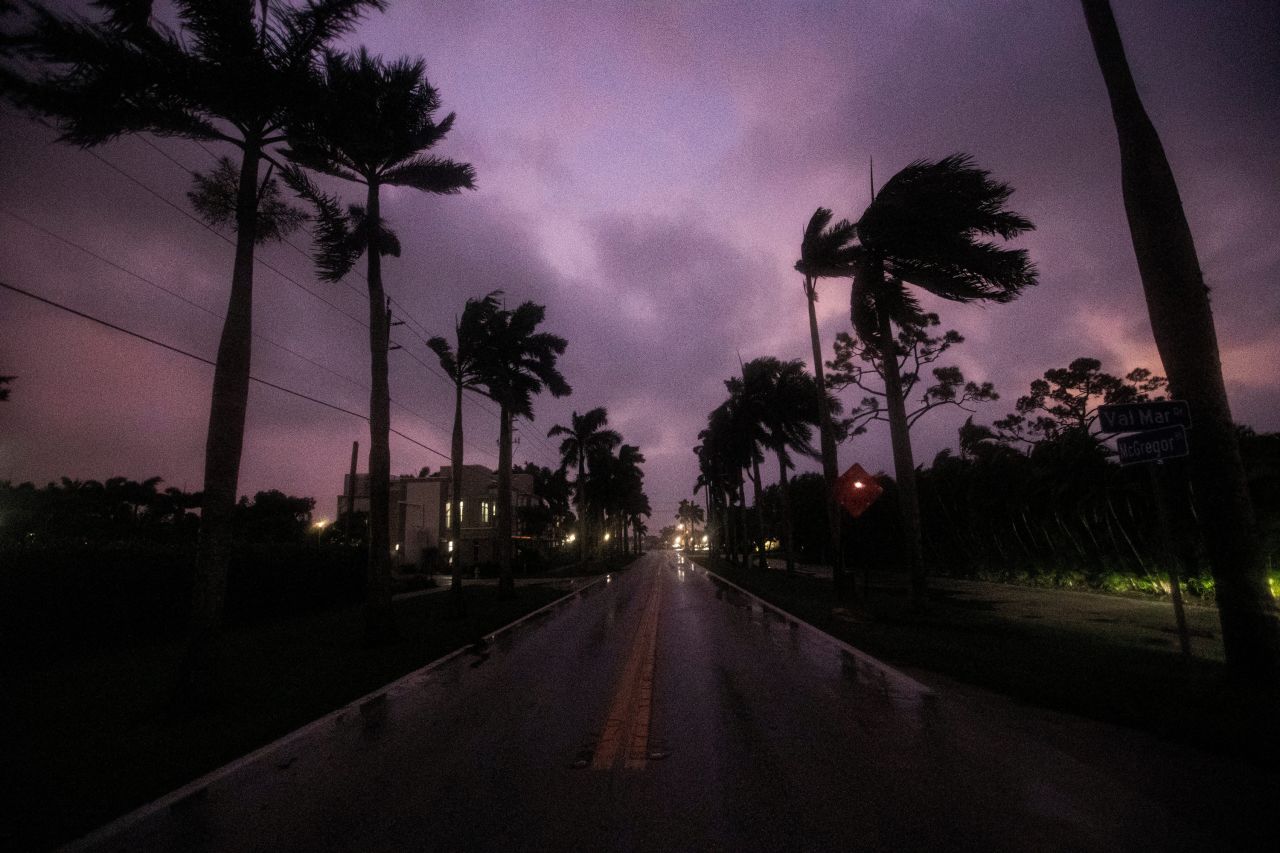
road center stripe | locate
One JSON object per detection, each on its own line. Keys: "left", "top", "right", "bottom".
{"left": 591, "top": 569, "right": 663, "bottom": 771}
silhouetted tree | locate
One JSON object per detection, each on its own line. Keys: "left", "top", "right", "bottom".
{"left": 738, "top": 357, "right": 835, "bottom": 575}
{"left": 475, "top": 301, "right": 570, "bottom": 594}
{"left": 1081, "top": 0, "right": 1279, "bottom": 679}
{"left": 286, "top": 47, "right": 475, "bottom": 643}
{"left": 0, "top": 375, "right": 13, "bottom": 401}
{"left": 847, "top": 154, "right": 1037, "bottom": 608}
{"left": 795, "top": 207, "right": 859, "bottom": 595}
{"left": 676, "top": 498, "right": 705, "bottom": 552}
{"left": 428, "top": 291, "right": 501, "bottom": 609}
{"left": 547, "top": 408, "right": 620, "bottom": 561}
{"left": 2, "top": 0, "right": 385, "bottom": 704}
{"left": 993, "top": 357, "right": 1165, "bottom": 445}
{"left": 827, "top": 313, "right": 997, "bottom": 438}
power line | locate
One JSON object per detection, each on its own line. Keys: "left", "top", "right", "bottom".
{"left": 0, "top": 205, "right": 498, "bottom": 462}
{"left": 136, "top": 133, "right": 547, "bottom": 454}
{"left": 25, "top": 120, "right": 570, "bottom": 470}
{"left": 0, "top": 279, "right": 451, "bottom": 461}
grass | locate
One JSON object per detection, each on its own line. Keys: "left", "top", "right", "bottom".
{"left": 694, "top": 556, "right": 1280, "bottom": 767}
{"left": 1, "top": 583, "right": 567, "bottom": 851}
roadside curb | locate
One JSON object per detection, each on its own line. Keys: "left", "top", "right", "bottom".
{"left": 700, "top": 565, "right": 935, "bottom": 701}
{"left": 62, "top": 574, "right": 609, "bottom": 853}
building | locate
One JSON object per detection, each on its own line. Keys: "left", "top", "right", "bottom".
{"left": 337, "top": 465, "right": 540, "bottom": 568}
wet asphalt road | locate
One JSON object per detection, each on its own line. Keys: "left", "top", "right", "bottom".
{"left": 73, "top": 551, "right": 1275, "bottom": 852}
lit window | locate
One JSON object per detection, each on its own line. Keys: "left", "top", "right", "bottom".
{"left": 447, "top": 540, "right": 454, "bottom": 553}
{"left": 482, "top": 501, "right": 491, "bottom": 524}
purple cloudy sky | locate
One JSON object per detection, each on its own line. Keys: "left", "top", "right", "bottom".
{"left": 1, "top": 0, "right": 1278, "bottom": 526}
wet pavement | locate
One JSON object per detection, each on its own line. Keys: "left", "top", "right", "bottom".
{"left": 69, "top": 551, "right": 1276, "bottom": 852}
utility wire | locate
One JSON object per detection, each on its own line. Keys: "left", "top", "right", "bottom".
{"left": 25, "top": 119, "right": 565, "bottom": 469}
{"left": 0, "top": 279, "right": 451, "bottom": 461}
{"left": 1, "top": 206, "right": 498, "bottom": 462}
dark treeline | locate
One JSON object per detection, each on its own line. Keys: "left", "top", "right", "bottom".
{"left": 0, "top": 477, "right": 322, "bottom": 545}
{"left": 729, "top": 356, "right": 1280, "bottom": 599}
{"left": 0, "top": 478, "right": 363, "bottom": 661}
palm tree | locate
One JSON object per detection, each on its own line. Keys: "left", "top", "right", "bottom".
{"left": 848, "top": 154, "right": 1037, "bottom": 608}
{"left": 795, "top": 208, "right": 859, "bottom": 594}
{"left": 475, "top": 301, "right": 571, "bottom": 595}
{"left": 740, "top": 358, "right": 833, "bottom": 576}
{"left": 720, "top": 375, "right": 773, "bottom": 569}
{"left": 547, "top": 408, "right": 620, "bottom": 562}
{"left": 676, "top": 499, "right": 705, "bottom": 552}
{"left": 286, "top": 47, "right": 475, "bottom": 642}
{"left": 3, "top": 0, "right": 384, "bottom": 701}
{"left": 1081, "top": 0, "right": 1280, "bottom": 679}
{"left": 428, "top": 291, "right": 501, "bottom": 609}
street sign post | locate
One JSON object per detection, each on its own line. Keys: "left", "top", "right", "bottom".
{"left": 1097, "top": 400, "right": 1194, "bottom": 656}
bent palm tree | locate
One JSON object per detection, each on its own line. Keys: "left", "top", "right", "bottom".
{"left": 547, "top": 408, "right": 620, "bottom": 562}
{"left": 476, "top": 301, "right": 571, "bottom": 595}
{"left": 286, "top": 47, "right": 475, "bottom": 643}
{"left": 428, "top": 291, "right": 501, "bottom": 609}
{"left": 3, "top": 0, "right": 383, "bottom": 704}
{"left": 850, "top": 154, "right": 1037, "bottom": 608}
{"left": 1081, "top": 0, "right": 1280, "bottom": 678}
{"left": 795, "top": 208, "right": 859, "bottom": 595}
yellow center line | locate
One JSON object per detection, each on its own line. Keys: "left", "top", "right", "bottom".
{"left": 591, "top": 570, "right": 664, "bottom": 771}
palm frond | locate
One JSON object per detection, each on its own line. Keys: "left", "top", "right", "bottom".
{"left": 381, "top": 154, "right": 476, "bottom": 193}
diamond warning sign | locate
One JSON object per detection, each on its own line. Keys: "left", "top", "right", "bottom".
{"left": 834, "top": 463, "right": 883, "bottom": 519}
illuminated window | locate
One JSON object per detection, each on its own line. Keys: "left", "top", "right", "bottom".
{"left": 447, "top": 540, "right": 454, "bottom": 553}
{"left": 482, "top": 501, "right": 491, "bottom": 524}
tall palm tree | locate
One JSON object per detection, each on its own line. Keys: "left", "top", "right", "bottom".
{"left": 427, "top": 291, "right": 501, "bottom": 609}
{"left": 547, "top": 408, "right": 620, "bottom": 562}
{"left": 849, "top": 154, "right": 1037, "bottom": 608}
{"left": 476, "top": 301, "right": 571, "bottom": 595}
{"left": 1081, "top": 0, "right": 1280, "bottom": 679}
{"left": 795, "top": 208, "right": 859, "bottom": 594}
{"left": 3, "top": 0, "right": 384, "bottom": 702}
{"left": 286, "top": 47, "right": 475, "bottom": 643}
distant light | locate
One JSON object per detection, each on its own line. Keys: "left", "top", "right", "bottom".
{"left": 604, "top": 533, "right": 611, "bottom": 542}
{"left": 677, "top": 523, "right": 684, "bottom": 531}
{"left": 701, "top": 534, "right": 708, "bottom": 543}
{"left": 394, "top": 543, "right": 400, "bottom": 551}
{"left": 674, "top": 537, "right": 682, "bottom": 547}
{"left": 312, "top": 518, "right": 329, "bottom": 530}
{"left": 853, "top": 481, "right": 865, "bottom": 489}
{"left": 566, "top": 533, "right": 576, "bottom": 543}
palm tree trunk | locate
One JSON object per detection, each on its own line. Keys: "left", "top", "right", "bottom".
{"left": 576, "top": 455, "right": 586, "bottom": 565}
{"left": 449, "top": 379, "right": 465, "bottom": 610}
{"left": 363, "top": 180, "right": 397, "bottom": 645}
{"left": 497, "top": 405, "right": 514, "bottom": 596}
{"left": 806, "top": 281, "right": 849, "bottom": 598}
{"left": 777, "top": 449, "right": 796, "bottom": 576}
{"left": 178, "top": 142, "right": 261, "bottom": 709}
{"left": 1083, "top": 0, "right": 1279, "bottom": 679}
{"left": 750, "top": 457, "right": 767, "bottom": 570}
{"left": 876, "top": 304, "right": 928, "bottom": 608}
